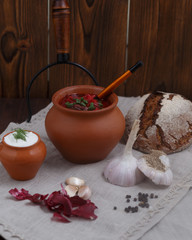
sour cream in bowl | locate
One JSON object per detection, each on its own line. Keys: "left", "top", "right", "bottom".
{"left": 4, "top": 130, "right": 38, "bottom": 147}
{"left": 0, "top": 129, "right": 46, "bottom": 181}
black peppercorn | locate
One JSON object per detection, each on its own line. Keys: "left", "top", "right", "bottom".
{"left": 126, "top": 194, "right": 131, "bottom": 198}
{"left": 150, "top": 193, "right": 154, "bottom": 199}
{"left": 124, "top": 207, "right": 130, "bottom": 213}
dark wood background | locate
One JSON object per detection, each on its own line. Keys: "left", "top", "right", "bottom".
{"left": 0, "top": 0, "right": 192, "bottom": 100}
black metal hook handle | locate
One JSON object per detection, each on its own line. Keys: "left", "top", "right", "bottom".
{"left": 26, "top": 61, "right": 99, "bottom": 123}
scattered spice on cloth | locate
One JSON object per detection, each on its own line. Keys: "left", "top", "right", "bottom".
{"left": 113, "top": 192, "right": 159, "bottom": 214}
{"left": 9, "top": 185, "right": 98, "bottom": 223}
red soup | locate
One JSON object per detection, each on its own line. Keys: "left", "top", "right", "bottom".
{"left": 59, "top": 93, "right": 110, "bottom": 111}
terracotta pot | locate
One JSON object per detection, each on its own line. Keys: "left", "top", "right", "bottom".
{"left": 45, "top": 85, "right": 125, "bottom": 164}
{"left": 0, "top": 131, "right": 46, "bottom": 180}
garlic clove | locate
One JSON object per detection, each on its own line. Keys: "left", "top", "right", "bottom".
{"left": 65, "top": 185, "right": 78, "bottom": 197}
{"left": 65, "top": 177, "right": 85, "bottom": 188}
{"left": 137, "top": 150, "right": 173, "bottom": 186}
{"left": 78, "top": 185, "right": 92, "bottom": 200}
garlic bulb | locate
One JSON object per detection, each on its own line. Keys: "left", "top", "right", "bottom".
{"left": 137, "top": 150, "right": 173, "bottom": 186}
{"left": 104, "top": 120, "right": 145, "bottom": 187}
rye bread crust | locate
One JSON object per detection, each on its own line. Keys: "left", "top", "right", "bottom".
{"left": 123, "top": 92, "right": 192, "bottom": 154}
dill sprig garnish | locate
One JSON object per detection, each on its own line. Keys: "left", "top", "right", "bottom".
{"left": 13, "top": 128, "right": 27, "bottom": 141}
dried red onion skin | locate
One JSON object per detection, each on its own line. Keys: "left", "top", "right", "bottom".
{"left": 52, "top": 212, "right": 71, "bottom": 223}
{"left": 45, "top": 191, "right": 72, "bottom": 216}
{"left": 70, "top": 196, "right": 87, "bottom": 207}
{"left": 9, "top": 188, "right": 98, "bottom": 222}
{"left": 72, "top": 201, "right": 98, "bottom": 220}
{"left": 9, "top": 188, "right": 32, "bottom": 200}
{"left": 28, "top": 193, "right": 49, "bottom": 203}
{"left": 9, "top": 188, "right": 48, "bottom": 203}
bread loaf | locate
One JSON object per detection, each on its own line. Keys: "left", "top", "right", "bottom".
{"left": 123, "top": 92, "right": 192, "bottom": 154}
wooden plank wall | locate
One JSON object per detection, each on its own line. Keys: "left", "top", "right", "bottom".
{"left": 0, "top": 0, "right": 192, "bottom": 100}
{"left": 0, "top": 0, "right": 48, "bottom": 98}
{"left": 49, "top": 0, "right": 128, "bottom": 97}
{"left": 126, "top": 0, "right": 192, "bottom": 100}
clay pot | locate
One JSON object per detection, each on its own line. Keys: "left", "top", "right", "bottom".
{"left": 45, "top": 85, "right": 125, "bottom": 164}
{"left": 0, "top": 131, "right": 46, "bottom": 180}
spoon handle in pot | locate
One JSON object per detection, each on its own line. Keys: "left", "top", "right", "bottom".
{"left": 52, "top": 0, "right": 70, "bottom": 61}
{"left": 97, "top": 61, "right": 143, "bottom": 99}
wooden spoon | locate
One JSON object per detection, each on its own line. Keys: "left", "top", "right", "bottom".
{"left": 97, "top": 61, "right": 143, "bottom": 99}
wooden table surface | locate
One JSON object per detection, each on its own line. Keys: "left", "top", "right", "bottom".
{"left": 0, "top": 98, "right": 50, "bottom": 240}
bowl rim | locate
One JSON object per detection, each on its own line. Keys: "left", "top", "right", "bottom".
{"left": 51, "top": 85, "right": 118, "bottom": 114}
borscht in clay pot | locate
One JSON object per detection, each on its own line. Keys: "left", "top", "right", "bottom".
{"left": 45, "top": 85, "right": 125, "bottom": 164}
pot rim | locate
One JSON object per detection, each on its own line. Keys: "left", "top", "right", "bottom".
{"left": 51, "top": 85, "right": 118, "bottom": 114}
{"left": 2, "top": 130, "right": 41, "bottom": 149}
